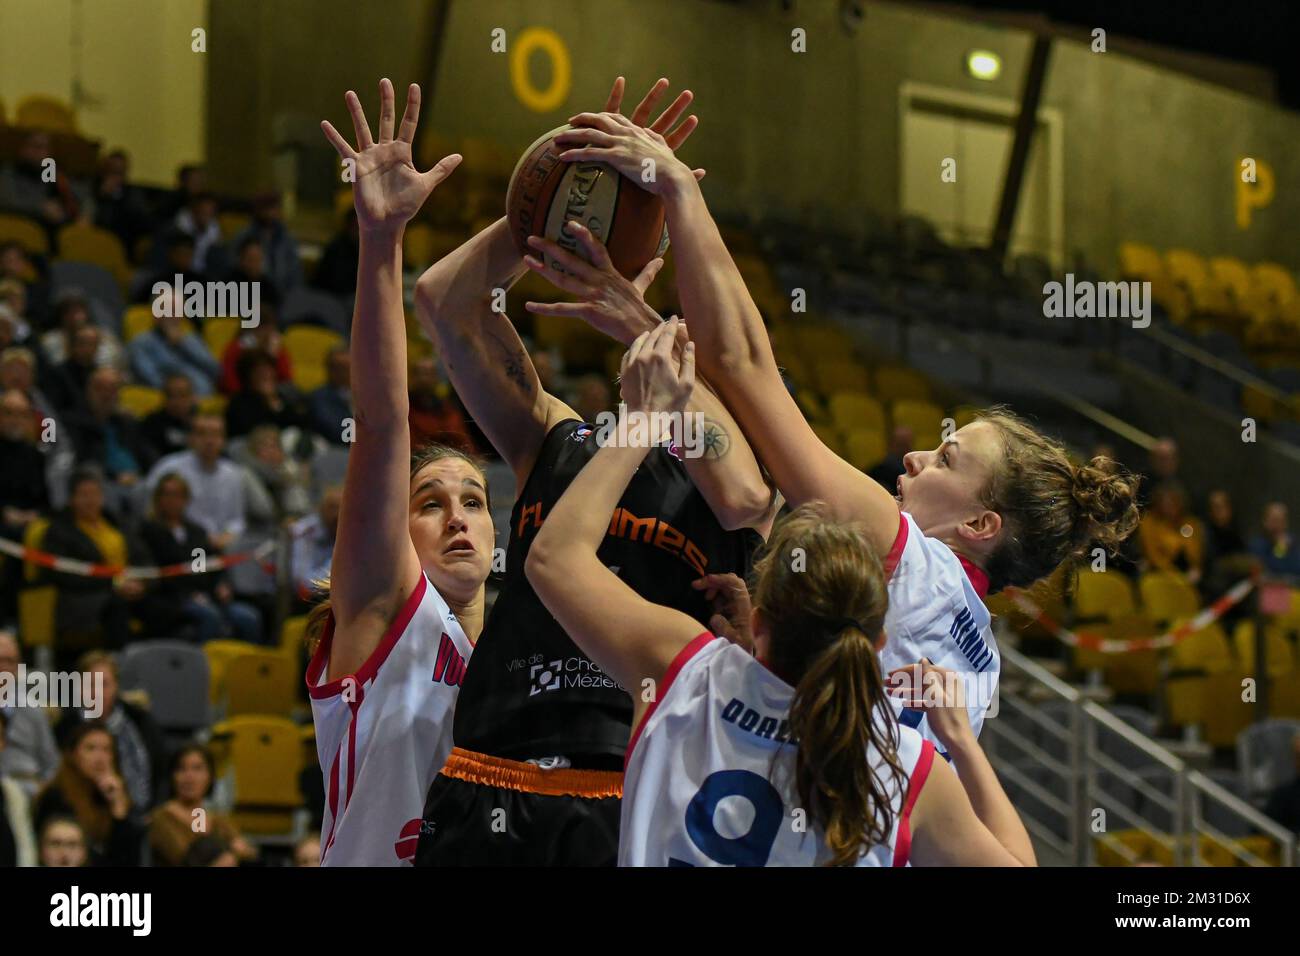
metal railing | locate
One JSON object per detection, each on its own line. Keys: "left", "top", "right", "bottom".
{"left": 984, "top": 639, "right": 1298, "bottom": 867}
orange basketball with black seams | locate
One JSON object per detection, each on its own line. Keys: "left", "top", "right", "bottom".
{"left": 506, "top": 124, "right": 669, "bottom": 280}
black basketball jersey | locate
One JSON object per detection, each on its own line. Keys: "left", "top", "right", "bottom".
{"left": 453, "top": 418, "right": 761, "bottom": 765}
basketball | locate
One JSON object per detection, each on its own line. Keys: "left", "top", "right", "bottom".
{"left": 506, "top": 124, "right": 669, "bottom": 279}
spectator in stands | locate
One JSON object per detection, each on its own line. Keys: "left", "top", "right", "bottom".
{"left": 128, "top": 310, "right": 220, "bottom": 397}
{"left": 183, "top": 833, "right": 238, "bottom": 866}
{"left": 0, "top": 347, "right": 59, "bottom": 438}
{"left": 159, "top": 164, "right": 207, "bottom": 222}
{"left": 134, "top": 231, "right": 206, "bottom": 304}
{"left": 38, "top": 816, "right": 88, "bottom": 868}
{"left": 39, "top": 295, "right": 126, "bottom": 372}
{"left": 219, "top": 305, "right": 291, "bottom": 395}
{"left": 568, "top": 372, "right": 613, "bottom": 424}
{"left": 1137, "top": 437, "right": 1181, "bottom": 510}
{"left": 1264, "top": 732, "right": 1300, "bottom": 834}
{"left": 137, "top": 473, "right": 263, "bottom": 644}
{"left": 312, "top": 209, "right": 359, "bottom": 298}
{"left": 1249, "top": 502, "right": 1300, "bottom": 579}
{"left": 1205, "top": 489, "right": 1245, "bottom": 558}
{"left": 1138, "top": 481, "right": 1206, "bottom": 584}
{"left": 0, "top": 131, "right": 83, "bottom": 227}
{"left": 226, "top": 234, "right": 281, "bottom": 309}
{"left": 308, "top": 346, "right": 351, "bottom": 443}
{"left": 42, "top": 324, "right": 104, "bottom": 415}
{"left": 294, "top": 834, "right": 322, "bottom": 867}
{"left": 0, "top": 713, "right": 38, "bottom": 865}
{"left": 144, "top": 414, "right": 246, "bottom": 551}
{"left": 64, "top": 367, "right": 155, "bottom": 516}
{"left": 141, "top": 373, "right": 197, "bottom": 460}
{"left": 234, "top": 192, "right": 301, "bottom": 292}
{"left": 225, "top": 349, "right": 306, "bottom": 438}
{"left": 1202, "top": 488, "right": 1253, "bottom": 607}
{"left": 530, "top": 347, "right": 566, "bottom": 396}
{"left": 0, "top": 631, "right": 60, "bottom": 798}
{"left": 290, "top": 483, "right": 341, "bottom": 603}
{"left": 0, "top": 283, "right": 36, "bottom": 345}
{"left": 236, "top": 424, "right": 312, "bottom": 519}
{"left": 0, "top": 241, "right": 49, "bottom": 324}
{"left": 408, "top": 355, "right": 474, "bottom": 451}
{"left": 149, "top": 744, "right": 256, "bottom": 867}
{"left": 91, "top": 150, "right": 153, "bottom": 256}
{"left": 0, "top": 389, "right": 49, "bottom": 538}
{"left": 33, "top": 469, "right": 145, "bottom": 657}
{"left": 867, "top": 424, "right": 914, "bottom": 490}
{"left": 172, "top": 192, "right": 223, "bottom": 275}
{"left": 33, "top": 722, "right": 142, "bottom": 866}
{"left": 57, "top": 651, "right": 166, "bottom": 816}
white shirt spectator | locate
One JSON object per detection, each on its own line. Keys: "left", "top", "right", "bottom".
{"left": 145, "top": 450, "right": 246, "bottom": 542}
{"left": 290, "top": 512, "right": 335, "bottom": 599}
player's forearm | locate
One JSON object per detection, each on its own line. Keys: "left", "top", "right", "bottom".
{"left": 660, "top": 173, "right": 773, "bottom": 375}
{"left": 351, "top": 228, "right": 410, "bottom": 432}
{"left": 680, "top": 381, "right": 773, "bottom": 531}
{"left": 945, "top": 736, "right": 1037, "bottom": 866}
{"left": 413, "top": 216, "right": 527, "bottom": 327}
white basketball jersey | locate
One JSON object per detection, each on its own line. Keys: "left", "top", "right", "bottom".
{"left": 881, "top": 512, "right": 999, "bottom": 748}
{"left": 307, "top": 573, "right": 472, "bottom": 866}
{"left": 621, "top": 635, "right": 936, "bottom": 867}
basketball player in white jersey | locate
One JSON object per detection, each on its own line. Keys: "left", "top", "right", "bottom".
{"left": 525, "top": 318, "right": 1035, "bottom": 865}
{"left": 306, "top": 79, "right": 493, "bottom": 865}
{"left": 544, "top": 113, "right": 1141, "bottom": 751}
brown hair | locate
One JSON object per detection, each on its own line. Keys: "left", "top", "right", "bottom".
{"left": 303, "top": 442, "right": 491, "bottom": 651}
{"left": 751, "top": 502, "right": 902, "bottom": 866}
{"left": 40, "top": 721, "right": 123, "bottom": 845}
{"left": 974, "top": 407, "right": 1140, "bottom": 593}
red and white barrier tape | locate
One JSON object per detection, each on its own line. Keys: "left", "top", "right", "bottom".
{"left": 1002, "top": 577, "right": 1256, "bottom": 654}
{"left": 0, "top": 536, "right": 276, "bottom": 581}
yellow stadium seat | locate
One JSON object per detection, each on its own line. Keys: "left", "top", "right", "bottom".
{"left": 842, "top": 428, "right": 887, "bottom": 472}
{"left": 1251, "top": 262, "right": 1298, "bottom": 306}
{"left": 889, "top": 398, "right": 944, "bottom": 443}
{"left": 1139, "top": 571, "right": 1200, "bottom": 626}
{"left": 874, "top": 366, "right": 931, "bottom": 402}
{"left": 791, "top": 325, "right": 852, "bottom": 361}
{"left": 22, "top": 517, "right": 49, "bottom": 583}
{"left": 204, "top": 639, "right": 263, "bottom": 704}
{"left": 14, "top": 95, "right": 77, "bottom": 133}
{"left": 1073, "top": 568, "right": 1137, "bottom": 621}
{"left": 1201, "top": 669, "right": 1254, "bottom": 748}
{"left": 279, "top": 615, "right": 310, "bottom": 661}
{"left": 795, "top": 390, "right": 826, "bottom": 423}
{"left": 224, "top": 648, "right": 297, "bottom": 718}
{"left": 1072, "top": 618, "right": 1161, "bottom": 695}
{"left": 117, "top": 385, "right": 163, "bottom": 418}
{"left": 1164, "top": 248, "right": 1209, "bottom": 289}
{"left": 58, "top": 223, "right": 131, "bottom": 287}
{"left": 1209, "top": 257, "right": 1254, "bottom": 305}
{"left": 197, "top": 394, "right": 228, "bottom": 417}
{"left": 121, "top": 305, "right": 155, "bottom": 342}
{"left": 1231, "top": 620, "right": 1295, "bottom": 678}
{"left": 283, "top": 326, "right": 344, "bottom": 393}
{"left": 210, "top": 716, "right": 304, "bottom": 835}
{"left": 812, "top": 360, "right": 871, "bottom": 395}
{"left": 828, "top": 391, "right": 886, "bottom": 432}
{"left": 1118, "top": 242, "right": 1164, "bottom": 282}
{"left": 0, "top": 213, "right": 49, "bottom": 256}
{"left": 1170, "top": 622, "right": 1233, "bottom": 673}
{"left": 203, "top": 316, "right": 241, "bottom": 359}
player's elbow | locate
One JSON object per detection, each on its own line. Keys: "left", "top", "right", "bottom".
{"left": 524, "top": 534, "right": 561, "bottom": 597}
{"left": 713, "top": 479, "right": 775, "bottom": 532}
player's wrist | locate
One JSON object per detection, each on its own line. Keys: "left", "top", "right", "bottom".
{"left": 659, "top": 163, "right": 699, "bottom": 204}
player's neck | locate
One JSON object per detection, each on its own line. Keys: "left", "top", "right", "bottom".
{"left": 448, "top": 584, "right": 487, "bottom": 643}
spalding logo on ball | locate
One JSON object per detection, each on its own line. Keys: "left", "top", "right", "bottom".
{"left": 507, "top": 125, "right": 670, "bottom": 279}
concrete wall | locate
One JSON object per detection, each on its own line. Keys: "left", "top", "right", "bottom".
{"left": 205, "top": 0, "right": 1299, "bottom": 272}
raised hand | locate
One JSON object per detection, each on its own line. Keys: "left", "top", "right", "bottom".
{"left": 522, "top": 220, "right": 663, "bottom": 344}
{"left": 602, "top": 76, "right": 700, "bottom": 150}
{"left": 692, "top": 572, "right": 755, "bottom": 652}
{"left": 620, "top": 316, "right": 695, "bottom": 417}
{"left": 555, "top": 111, "right": 695, "bottom": 197}
{"left": 886, "top": 659, "right": 977, "bottom": 753}
{"left": 320, "top": 78, "right": 461, "bottom": 235}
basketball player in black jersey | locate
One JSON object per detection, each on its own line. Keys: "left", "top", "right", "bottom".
{"left": 411, "top": 78, "right": 777, "bottom": 866}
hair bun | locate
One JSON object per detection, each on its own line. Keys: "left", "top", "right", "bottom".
{"left": 1070, "top": 456, "right": 1140, "bottom": 554}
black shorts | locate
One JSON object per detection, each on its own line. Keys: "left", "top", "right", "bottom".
{"left": 415, "top": 748, "right": 622, "bottom": 866}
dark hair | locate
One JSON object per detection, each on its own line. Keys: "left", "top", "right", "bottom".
{"left": 304, "top": 443, "right": 492, "bottom": 651}
{"left": 751, "top": 502, "right": 902, "bottom": 866}
{"left": 975, "top": 407, "right": 1140, "bottom": 593}
{"left": 236, "top": 235, "right": 261, "bottom": 256}
{"left": 152, "top": 471, "right": 191, "bottom": 510}
{"left": 236, "top": 348, "right": 277, "bottom": 390}
{"left": 168, "top": 743, "right": 216, "bottom": 799}
{"left": 67, "top": 466, "right": 105, "bottom": 497}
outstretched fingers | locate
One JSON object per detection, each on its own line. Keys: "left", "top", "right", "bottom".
{"left": 633, "top": 257, "right": 664, "bottom": 295}
{"left": 603, "top": 75, "right": 627, "bottom": 113}
{"left": 397, "top": 83, "right": 422, "bottom": 144}
{"left": 421, "top": 152, "right": 463, "bottom": 192}
{"left": 344, "top": 90, "right": 374, "bottom": 150}
{"left": 629, "top": 77, "right": 670, "bottom": 126}
{"left": 378, "top": 77, "right": 397, "bottom": 144}
{"left": 320, "top": 120, "right": 356, "bottom": 160}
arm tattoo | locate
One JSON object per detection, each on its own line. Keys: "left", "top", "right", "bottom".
{"left": 698, "top": 419, "right": 730, "bottom": 460}
{"left": 482, "top": 325, "right": 534, "bottom": 396}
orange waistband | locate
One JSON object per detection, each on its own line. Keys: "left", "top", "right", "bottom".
{"left": 441, "top": 747, "right": 623, "bottom": 799}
